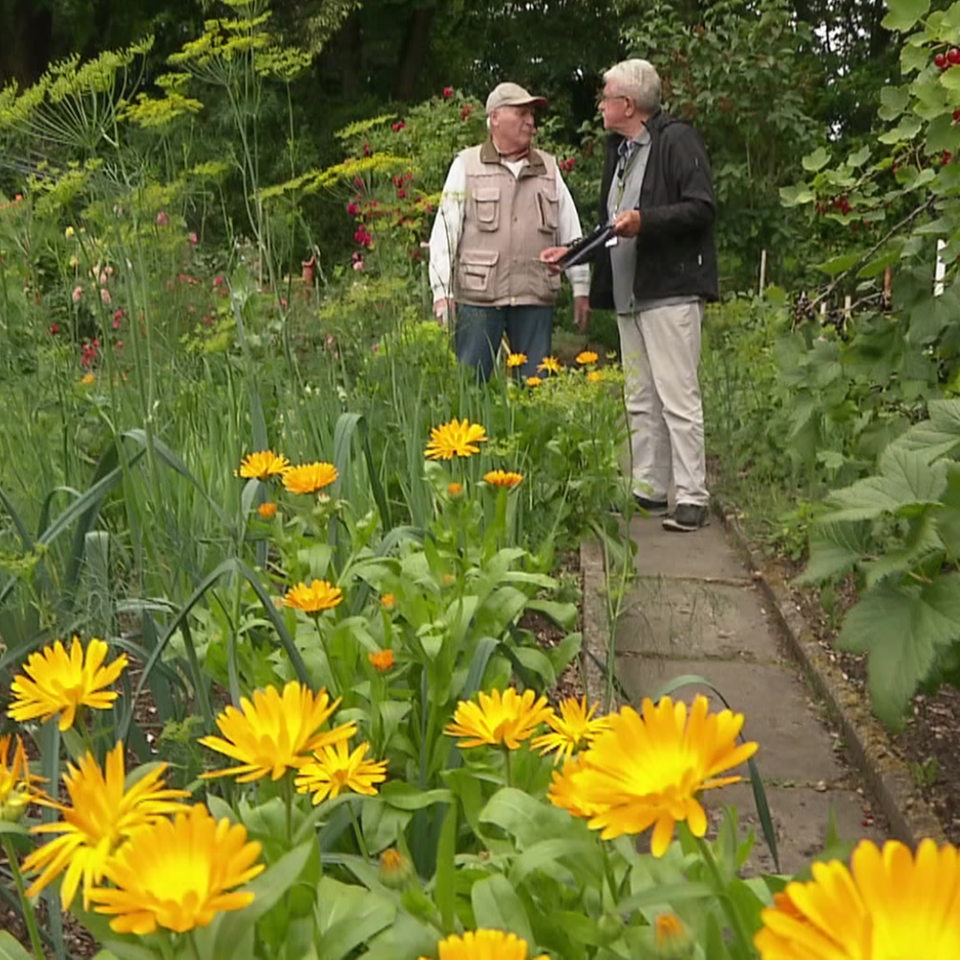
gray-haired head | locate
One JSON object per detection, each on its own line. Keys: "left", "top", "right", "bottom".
{"left": 603, "top": 59, "right": 661, "bottom": 114}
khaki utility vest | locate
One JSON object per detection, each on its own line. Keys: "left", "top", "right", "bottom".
{"left": 455, "top": 142, "right": 562, "bottom": 307}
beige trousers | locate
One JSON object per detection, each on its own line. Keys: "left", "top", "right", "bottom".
{"left": 617, "top": 301, "right": 709, "bottom": 507}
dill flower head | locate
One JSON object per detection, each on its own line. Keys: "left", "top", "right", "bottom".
{"left": 236, "top": 450, "right": 290, "bottom": 480}
{"left": 547, "top": 695, "right": 757, "bottom": 856}
{"left": 282, "top": 579, "right": 344, "bottom": 614}
{"left": 506, "top": 352, "right": 527, "bottom": 368}
{"left": 755, "top": 838, "right": 960, "bottom": 960}
{"left": 575, "top": 350, "right": 599, "bottom": 365}
{"left": 531, "top": 696, "right": 611, "bottom": 763}
{"left": 368, "top": 649, "right": 395, "bottom": 671}
{"left": 420, "top": 929, "right": 549, "bottom": 960}
{"left": 445, "top": 687, "right": 553, "bottom": 750}
{"left": 0, "top": 734, "right": 43, "bottom": 822}
{"left": 424, "top": 418, "right": 489, "bottom": 460}
{"left": 198, "top": 681, "right": 356, "bottom": 782}
{"left": 88, "top": 803, "right": 263, "bottom": 935}
{"left": 294, "top": 741, "right": 388, "bottom": 804}
{"left": 483, "top": 469, "right": 523, "bottom": 489}
{"left": 8, "top": 636, "right": 128, "bottom": 731}
{"left": 22, "top": 743, "right": 188, "bottom": 909}
{"left": 282, "top": 461, "right": 339, "bottom": 494}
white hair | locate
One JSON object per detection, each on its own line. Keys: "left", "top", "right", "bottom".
{"left": 603, "top": 59, "right": 661, "bottom": 113}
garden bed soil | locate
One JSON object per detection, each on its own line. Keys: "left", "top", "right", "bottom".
{"left": 766, "top": 557, "right": 960, "bottom": 845}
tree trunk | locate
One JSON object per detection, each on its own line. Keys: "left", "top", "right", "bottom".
{"left": 394, "top": 7, "right": 435, "bottom": 101}
{"left": 0, "top": 0, "right": 53, "bottom": 87}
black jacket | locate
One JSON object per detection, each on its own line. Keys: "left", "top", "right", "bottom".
{"left": 589, "top": 110, "right": 719, "bottom": 309}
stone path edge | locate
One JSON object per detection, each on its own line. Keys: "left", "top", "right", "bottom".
{"left": 578, "top": 514, "right": 947, "bottom": 847}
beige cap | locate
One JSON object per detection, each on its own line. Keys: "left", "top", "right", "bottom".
{"left": 485, "top": 82, "right": 547, "bottom": 113}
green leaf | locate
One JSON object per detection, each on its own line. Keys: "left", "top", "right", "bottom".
{"left": 315, "top": 877, "right": 396, "bottom": 960}
{"left": 878, "top": 115, "right": 923, "bottom": 144}
{"left": 0, "top": 932, "right": 35, "bottom": 960}
{"left": 779, "top": 184, "right": 815, "bottom": 207}
{"left": 825, "top": 447, "right": 946, "bottom": 521}
{"left": 814, "top": 251, "right": 862, "bottom": 276}
{"left": 878, "top": 84, "right": 911, "bottom": 120}
{"left": 379, "top": 782, "right": 453, "bottom": 811}
{"left": 524, "top": 599, "right": 577, "bottom": 630}
{"left": 479, "top": 786, "right": 573, "bottom": 845}
{"left": 889, "top": 398, "right": 960, "bottom": 460}
{"left": 839, "top": 577, "right": 960, "bottom": 726}
{"left": 508, "top": 836, "right": 602, "bottom": 885}
{"left": 471, "top": 874, "right": 535, "bottom": 946}
{"left": 801, "top": 147, "right": 830, "bottom": 172}
{"left": 798, "top": 520, "right": 871, "bottom": 584}
{"left": 434, "top": 801, "right": 457, "bottom": 932}
{"left": 846, "top": 145, "right": 872, "bottom": 167}
{"left": 882, "top": 0, "right": 930, "bottom": 32}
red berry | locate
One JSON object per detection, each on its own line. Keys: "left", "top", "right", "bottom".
{"left": 949, "top": 47, "right": 960, "bottom": 64}
{"left": 953, "top": 109, "right": 960, "bottom": 123}
{"left": 935, "top": 52, "right": 948, "bottom": 69}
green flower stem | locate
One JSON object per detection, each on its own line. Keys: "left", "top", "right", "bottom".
{"left": 283, "top": 773, "right": 294, "bottom": 847}
{"left": 3, "top": 835, "right": 45, "bottom": 960}
{"left": 599, "top": 837, "right": 619, "bottom": 910}
{"left": 348, "top": 799, "right": 370, "bottom": 862}
{"left": 186, "top": 929, "right": 204, "bottom": 960}
{"left": 502, "top": 745, "right": 513, "bottom": 788}
{"left": 693, "top": 833, "right": 754, "bottom": 958}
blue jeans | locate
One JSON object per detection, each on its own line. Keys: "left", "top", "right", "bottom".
{"left": 454, "top": 304, "right": 553, "bottom": 381}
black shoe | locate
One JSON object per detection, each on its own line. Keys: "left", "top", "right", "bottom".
{"left": 633, "top": 494, "right": 669, "bottom": 513}
{"left": 662, "top": 503, "right": 708, "bottom": 532}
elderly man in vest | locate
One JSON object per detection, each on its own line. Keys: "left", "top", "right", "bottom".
{"left": 428, "top": 82, "right": 590, "bottom": 380}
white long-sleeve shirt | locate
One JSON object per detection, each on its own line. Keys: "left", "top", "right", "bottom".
{"left": 428, "top": 152, "right": 590, "bottom": 302}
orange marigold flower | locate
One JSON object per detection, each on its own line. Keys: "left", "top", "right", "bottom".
{"left": 537, "top": 356, "right": 562, "bottom": 374}
{"left": 575, "top": 350, "right": 599, "bottom": 365}
{"left": 380, "top": 593, "right": 396, "bottom": 610}
{"left": 257, "top": 501, "right": 277, "bottom": 519}
{"left": 506, "top": 352, "right": 527, "bottom": 368}
{"left": 282, "top": 579, "right": 343, "bottom": 614}
{"left": 424, "top": 418, "right": 488, "bottom": 460}
{"left": 236, "top": 450, "right": 290, "bottom": 480}
{"left": 368, "top": 649, "right": 395, "bottom": 672}
{"left": 483, "top": 469, "right": 523, "bottom": 488}
{"left": 447, "top": 482, "right": 464, "bottom": 497}
{"left": 282, "top": 461, "right": 339, "bottom": 494}
{"left": 525, "top": 376, "right": 542, "bottom": 387}
{"left": 587, "top": 370, "right": 601, "bottom": 383}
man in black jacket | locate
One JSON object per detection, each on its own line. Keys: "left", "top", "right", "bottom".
{"left": 543, "top": 58, "right": 718, "bottom": 532}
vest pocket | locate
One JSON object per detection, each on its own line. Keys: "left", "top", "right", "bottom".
{"left": 472, "top": 187, "right": 500, "bottom": 232}
{"left": 537, "top": 190, "right": 559, "bottom": 233}
{"left": 457, "top": 249, "right": 500, "bottom": 301}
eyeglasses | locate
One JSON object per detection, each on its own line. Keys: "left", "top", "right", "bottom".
{"left": 598, "top": 94, "right": 629, "bottom": 106}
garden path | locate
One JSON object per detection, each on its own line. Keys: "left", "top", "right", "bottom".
{"left": 589, "top": 514, "right": 883, "bottom": 875}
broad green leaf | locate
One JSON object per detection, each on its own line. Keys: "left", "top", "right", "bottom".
{"left": 778, "top": 184, "right": 815, "bottom": 207}
{"left": 814, "top": 251, "right": 861, "bottom": 276}
{"left": 524, "top": 598, "right": 577, "bottom": 630}
{"left": 315, "top": 877, "right": 396, "bottom": 960}
{"left": 471, "top": 874, "right": 535, "bottom": 946}
{"left": 846, "top": 145, "right": 872, "bottom": 167}
{"left": 878, "top": 84, "right": 911, "bottom": 120}
{"left": 877, "top": 115, "right": 923, "bottom": 143}
{"left": 479, "top": 786, "right": 572, "bottom": 845}
{"left": 509, "top": 836, "right": 602, "bottom": 885}
{"left": 839, "top": 577, "right": 960, "bottom": 726}
{"left": 801, "top": 147, "right": 830, "bottom": 172}
{"left": 863, "top": 512, "right": 945, "bottom": 588}
{"left": 0, "top": 933, "right": 34, "bottom": 960}
{"left": 798, "top": 520, "right": 871, "bottom": 584}
{"left": 882, "top": 0, "right": 930, "bottom": 32}
{"left": 379, "top": 782, "right": 453, "bottom": 810}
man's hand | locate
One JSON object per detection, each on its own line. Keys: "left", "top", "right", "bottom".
{"left": 613, "top": 209, "right": 642, "bottom": 238}
{"left": 539, "top": 246, "right": 569, "bottom": 274}
{"left": 573, "top": 296, "right": 591, "bottom": 334}
{"left": 434, "top": 297, "right": 456, "bottom": 327}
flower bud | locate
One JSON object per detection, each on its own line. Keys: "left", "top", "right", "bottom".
{"left": 378, "top": 848, "right": 414, "bottom": 889}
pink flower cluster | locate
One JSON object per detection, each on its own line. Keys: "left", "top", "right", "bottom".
{"left": 559, "top": 157, "right": 576, "bottom": 174}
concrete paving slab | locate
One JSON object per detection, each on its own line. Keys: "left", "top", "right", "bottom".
{"left": 614, "top": 658, "right": 847, "bottom": 783}
{"left": 702, "top": 782, "right": 882, "bottom": 876}
{"left": 632, "top": 514, "right": 750, "bottom": 581}
{"left": 616, "top": 579, "right": 777, "bottom": 662}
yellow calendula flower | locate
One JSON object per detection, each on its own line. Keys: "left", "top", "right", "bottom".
{"left": 88, "top": 803, "right": 263, "bottom": 935}
{"left": 294, "top": 741, "right": 388, "bottom": 804}
{"left": 525, "top": 376, "right": 542, "bottom": 387}
{"left": 424, "top": 418, "right": 488, "bottom": 460}
{"left": 420, "top": 929, "right": 549, "bottom": 960}
{"left": 531, "top": 696, "right": 611, "bottom": 763}
{"left": 445, "top": 687, "right": 553, "bottom": 750}
{"left": 575, "top": 350, "right": 599, "bottom": 365}
{"left": 198, "top": 681, "right": 355, "bottom": 782}
{"left": 0, "top": 734, "right": 42, "bottom": 822}
{"left": 483, "top": 469, "right": 523, "bottom": 489}
{"left": 548, "top": 695, "right": 757, "bottom": 856}
{"left": 506, "top": 352, "right": 527, "bottom": 368}
{"left": 282, "top": 579, "right": 343, "bottom": 614}
{"left": 380, "top": 593, "right": 396, "bottom": 610}
{"left": 236, "top": 450, "right": 290, "bottom": 480}
{"left": 8, "top": 636, "right": 128, "bottom": 731}
{"left": 22, "top": 743, "right": 188, "bottom": 909}
{"left": 586, "top": 370, "right": 602, "bottom": 383}
{"left": 282, "top": 461, "right": 339, "bottom": 494}
{"left": 755, "top": 838, "right": 960, "bottom": 960}
{"left": 80, "top": 372, "right": 96, "bottom": 386}
{"left": 537, "top": 356, "right": 562, "bottom": 374}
